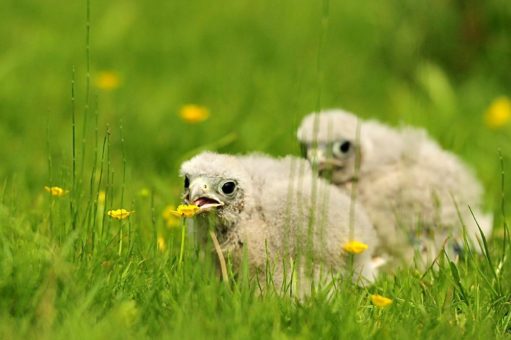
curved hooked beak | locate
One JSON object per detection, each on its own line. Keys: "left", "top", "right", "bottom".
{"left": 308, "top": 148, "right": 325, "bottom": 165}
{"left": 187, "top": 178, "right": 224, "bottom": 211}
{"left": 307, "top": 148, "right": 344, "bottom": 171}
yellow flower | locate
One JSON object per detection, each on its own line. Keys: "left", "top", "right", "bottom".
{"left": 95, "top": 71, "right": 120, "bottom": 91}
{"left": 98, "top": 190, "right": 106, "bottom": 204}
{"left": 157, "top": 235, "right": 166, "bottom": 252}
{"left": 342, "top": 240, "right": 368, "bottom": 254}
{"left": 168, "top": 204, "right": 200, "bottom": 218}
{"left": 44, "top": 186, "right": 67, "bottom": 197}
{"left": 162, "top": 205, "right": 181, "bottom": 228}
{"left": 179, "top": 104, "right": 209, "bottom": 123}
{"left": 139, "top": 188, "right": 150, "bottom": 198}
{"left": 370, "top": 294, "right": 393, "bottom": 308}
{"left": 107, "top": 209, "right": 134, "bottom": 220}
{"left": 485, "top": 96, "right": 511, "bottom": 129}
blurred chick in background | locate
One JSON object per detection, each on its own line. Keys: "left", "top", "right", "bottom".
{"left": 297, "top": 109, "right": 493, "bottom": 267}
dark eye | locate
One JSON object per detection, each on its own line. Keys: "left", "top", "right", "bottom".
{"left": 184, "top": 176, "right": 190, "bottom": 189}
{"left": 332, "top": 140, "right": 352, "bottom": 157}
{"left": 221, "top": 181, "right": 236, "bottom": 195}
{"left": 340, "top": 141, "right": 351, "bottom": 153}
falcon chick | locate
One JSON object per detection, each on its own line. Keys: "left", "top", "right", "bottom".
{"left": 297, "top": 109, "right": 493, "bottom": 265}
{"left": 180, "top": 151, "right": 380, "bottom": 294}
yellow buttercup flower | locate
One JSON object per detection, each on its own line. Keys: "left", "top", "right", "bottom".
{"left": 168, "top": 204, "right": 200, "bottom": 218}
{"left": 139, "top": 188, "right": 150, "bottom": 198}
{"left": 370, "top": 294, "right": 393, "bottom": 308}
{"left": 342, "top": 240, "right": 368, "bottom": 254}
{"left": 162, "top": 205, "right": 181, "bottom": 228}
{"left": 157, "top": 235, "right": 166, "bottom": 252}
{"left": 107, "top": 209, "right": 134, "bottom": 220}
{"left": 95, "top": 71, "right": 120, "bottom": 91}
{"left": 485, "top": 96, "right": 511, "bottom": 129}
{"left": 179, "top": 104, "right": 210, "bottom": 123}
{"left": 98, "top": 190, "right": 106, "bottom": 204}
{"left": 44, "top": 186, "right": 67, "bottom": 197}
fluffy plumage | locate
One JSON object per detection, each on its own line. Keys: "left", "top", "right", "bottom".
{"left": 297, "top": 109, "right": 493, "bottom": 265}
{"left": 179, "top": 151, "right": 379, "bottom": 294}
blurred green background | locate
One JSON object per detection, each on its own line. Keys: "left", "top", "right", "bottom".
{"left": 1, "top": 1, "right": 511, "bottom": 338}
{"left": 0, "top": 0, "right": 510, "bottom": 207}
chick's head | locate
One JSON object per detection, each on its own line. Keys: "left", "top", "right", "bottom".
{"left": 180, "top": 152, "right": 252, "bottom": 227}
{"left": 297, "top": 109, "right": 365, "bottom": 185}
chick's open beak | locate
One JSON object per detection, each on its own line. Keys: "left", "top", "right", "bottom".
{"left": 188, "top": 178, "right": 224, "bottom": 211}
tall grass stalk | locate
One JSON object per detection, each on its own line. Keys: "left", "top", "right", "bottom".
{"left": 80, "top": 0, "right": 91, "bottom": 181}
{"left": 70, "top": 67, "right": 78, "bottom": 234}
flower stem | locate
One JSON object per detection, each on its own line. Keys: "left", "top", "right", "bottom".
{"left": 178, "top": 219, "right": 186, "bottom": 267}
{"left": 118, "top": 223, "right": 123, "bottom": 256}
{"left": 209, "top": 230, "right": 228, "bottom": 283}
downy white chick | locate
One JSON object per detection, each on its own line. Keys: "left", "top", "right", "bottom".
{"left": 179, "top": 151, "right": 380, "bottom": 294}
{"left": 297, "top": 109, "right": 493, "bottom": 265}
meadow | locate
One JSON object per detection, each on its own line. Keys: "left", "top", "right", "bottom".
{"left": 0, "top": 0, "right": 510, "bottom": 338}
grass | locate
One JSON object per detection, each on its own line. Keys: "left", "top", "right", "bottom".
{"left": 1, "top": 0, "right": 511, "bottom": 338}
